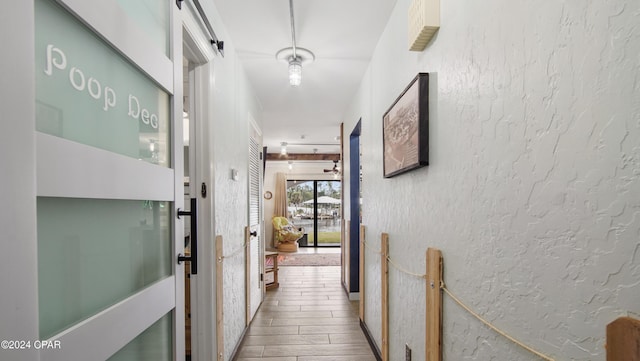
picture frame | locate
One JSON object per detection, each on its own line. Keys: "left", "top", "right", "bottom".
{"left": 382, "top": 73, "right": 429, "bottom": 178}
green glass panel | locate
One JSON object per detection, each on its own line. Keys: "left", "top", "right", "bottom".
{"left": 116, "top": 0, "right": 170, "bottom": 56}
{"left": 37, "top": 198, "right": 172, "bottom": 339}
{"left": 34, "top": 0, "right": 170, "bottom": 167}
{"left": 108, "top": 312, "right": 173, "bottom": 361}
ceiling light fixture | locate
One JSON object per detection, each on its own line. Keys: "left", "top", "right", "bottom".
{"left": 280, "top": 142, "right": 288, "bottom": 155}
{"left": 276, "top": 0, "right": 314, "bottom": 86}
{"left": 289, "top": 58, "right": 302, "bottom": 86}
{"left": 288, "top": 161, "right": 293, "bottom": 170}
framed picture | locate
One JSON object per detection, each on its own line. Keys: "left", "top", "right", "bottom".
{"left": 383, "top": 73, "right": 429, "bottom": 178}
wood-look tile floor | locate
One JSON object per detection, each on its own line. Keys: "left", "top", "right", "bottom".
{"left": 235, "top": 266, "right": 376, "bottom": 361}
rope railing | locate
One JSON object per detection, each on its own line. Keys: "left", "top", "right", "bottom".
{"left": 440, "top": 282, "right": 555, "bottom": 361}
{"left": 362, "top": 238, "right": 381, "bottom": 254}
{"left": 363, "top": 238, "right": 425, "bottom": 279}
{"left": 386, "top": 256, "right": 426, "bottom": 280}
{"left": 219, "top": 237, "right": 257, "bottom": 261}
{"left": 361, "top": 231, "right": 556, "bottom": 361}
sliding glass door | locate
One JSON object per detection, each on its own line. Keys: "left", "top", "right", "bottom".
{"left": 286, "top": 180, "right": 341, "bottom": 247}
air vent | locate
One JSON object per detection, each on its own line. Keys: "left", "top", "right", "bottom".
{"left": 408, "top": 0, "right": 440, "bottom": 51}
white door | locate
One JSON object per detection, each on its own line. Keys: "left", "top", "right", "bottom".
{"left": 33, "top": 0, "right": 184, "bottom": 360}
{"left": 248, "top": 119, "right": 264, "bottom": 318}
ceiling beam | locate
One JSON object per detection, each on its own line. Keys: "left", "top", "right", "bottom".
{"left": 266, "top": 153, "right": 340, "bottom": 161}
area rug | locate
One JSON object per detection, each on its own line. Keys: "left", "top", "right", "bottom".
{"left": 277, "top": 253, "right": 341, "bottom": 266}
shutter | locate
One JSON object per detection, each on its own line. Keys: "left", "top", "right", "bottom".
{"left": 249, "top": 136, "right": 260, "bottom": 226}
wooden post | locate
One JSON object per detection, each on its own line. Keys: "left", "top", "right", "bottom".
{"left": 426, "top": 248, "right": 443, "bottom": 361}
{"left": 607, "top": 317, "right": 640, "bottom": 361}
{"left": 215, "top": 235, "right": 224, "bottom": 361}
{"left": 342, "top": 220, "right": 347, "bottom": 287}
{"left": 340, "top": 218, "right": 347, "bottom": 285}
{"left": 359, "top": 225, "right": 366, "bottom": 321}
{"left": 244, "top": 227, "right": 251, "bottom": 326}
{"left": 381, "top": 233, "right": 389, "bottom": 361}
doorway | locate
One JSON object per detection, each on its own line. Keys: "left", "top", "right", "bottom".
{"left": 182, "top": 25, "right": 214, "bottom": 360}
{"left": 286, "top": 180, "right": 342, "bottom": 248}
{"left": 348, "top": 120, "right": 362, "bottom": 294}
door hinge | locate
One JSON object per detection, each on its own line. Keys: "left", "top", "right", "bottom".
{"left": 260, "top": 273, "right": 264, "bottom": 282}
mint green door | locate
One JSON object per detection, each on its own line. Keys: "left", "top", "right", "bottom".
{"left": 34, "top": 0, "right": 184, "bottom": 360}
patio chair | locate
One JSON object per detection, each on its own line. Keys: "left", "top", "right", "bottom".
{"left": 272, "top": 216, "right": 304, "bottom": 252}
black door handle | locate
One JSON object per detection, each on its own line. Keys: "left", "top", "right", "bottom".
{"left": 177, "top": 198, "right": 198, "bottom": 274}
{"left": 250, "top": 230, "right": 257, "bottom": 237}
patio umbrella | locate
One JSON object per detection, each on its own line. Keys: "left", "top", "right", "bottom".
{"left": 304, "top": 196, "right": 341, "bottom": 218}
{"left": 303, "top": 196, "right": 341, "bottom": 204}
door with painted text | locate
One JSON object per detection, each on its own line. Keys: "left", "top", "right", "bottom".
{"left": 34, "top": 0, "right": 184, "bottom": 359}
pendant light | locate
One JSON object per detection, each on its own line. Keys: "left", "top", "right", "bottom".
{"left": 276, "top": 0, "right": 314, "bottom": 86}
{"left": 288, "top": 58, "right": 302, "bottom": 86}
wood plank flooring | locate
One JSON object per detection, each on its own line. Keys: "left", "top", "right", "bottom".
{"left": 235, "top": 266, "right": 376, "bottom": 361}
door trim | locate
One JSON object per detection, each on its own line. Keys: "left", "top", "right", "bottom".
{"left": 182, "top": 13, "right": 217, "bottom": 359}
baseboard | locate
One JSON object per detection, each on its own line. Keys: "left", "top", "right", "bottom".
{"left": 228, "top": 324, "right": 248, "bottom": 361}
{"left": 360, "top": 319, "right": 382, "bottom": 361}
{"left": 341, "top": 281, "right": 360, "bottom": 301}
{"left": 230, "top": 302, "right": 265, "bottom": 361}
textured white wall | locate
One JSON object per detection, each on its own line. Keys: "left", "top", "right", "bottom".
{"left": 201, "top": 3, "right": 264, "bottom": 357}
{"left": 213, "top": 64, "right": 262, "bottom": 361}
{"left": 343, "top": 0, "right": 640, "bottom": 360}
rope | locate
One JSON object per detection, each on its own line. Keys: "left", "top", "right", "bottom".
{"left": 441, "top": 283, "right": 555, "bottom": 361}
{"left": 221, "top": 237, "right": 257, "bottom": 260}
{"left": 362, "top": 239, "right": 425, "bottom": 279}
{"left": 361, "top": 239, "right": 381, "bottom": 254}
{"left": 363, "top": 239, "right": 425, "bottom": 278}
{"left": 362, "top": 230, "right": 554, "bottom": 361}
{"left": 387, "top": 256, "right": 427, "bottom": 280}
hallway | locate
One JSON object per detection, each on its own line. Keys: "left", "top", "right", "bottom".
{"left": 236, "top": 266, "right": 376, "bottom": 361}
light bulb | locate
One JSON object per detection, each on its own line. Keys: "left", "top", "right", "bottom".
{"left": 288, "top": 58, "right": 302, "bottom": 86}
{"left": 288, "top": 161, "right": 293, "bottom": 170}
{"left": 280, "top": 142, "right": 288, "bottom": 155}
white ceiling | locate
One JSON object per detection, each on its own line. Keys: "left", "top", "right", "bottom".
{"left": 211, "top": 0, "right": 398, "bottom": 155}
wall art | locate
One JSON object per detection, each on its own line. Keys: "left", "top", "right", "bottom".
{"left": 383, "top": 73, "right": 429, "bottom": 178}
